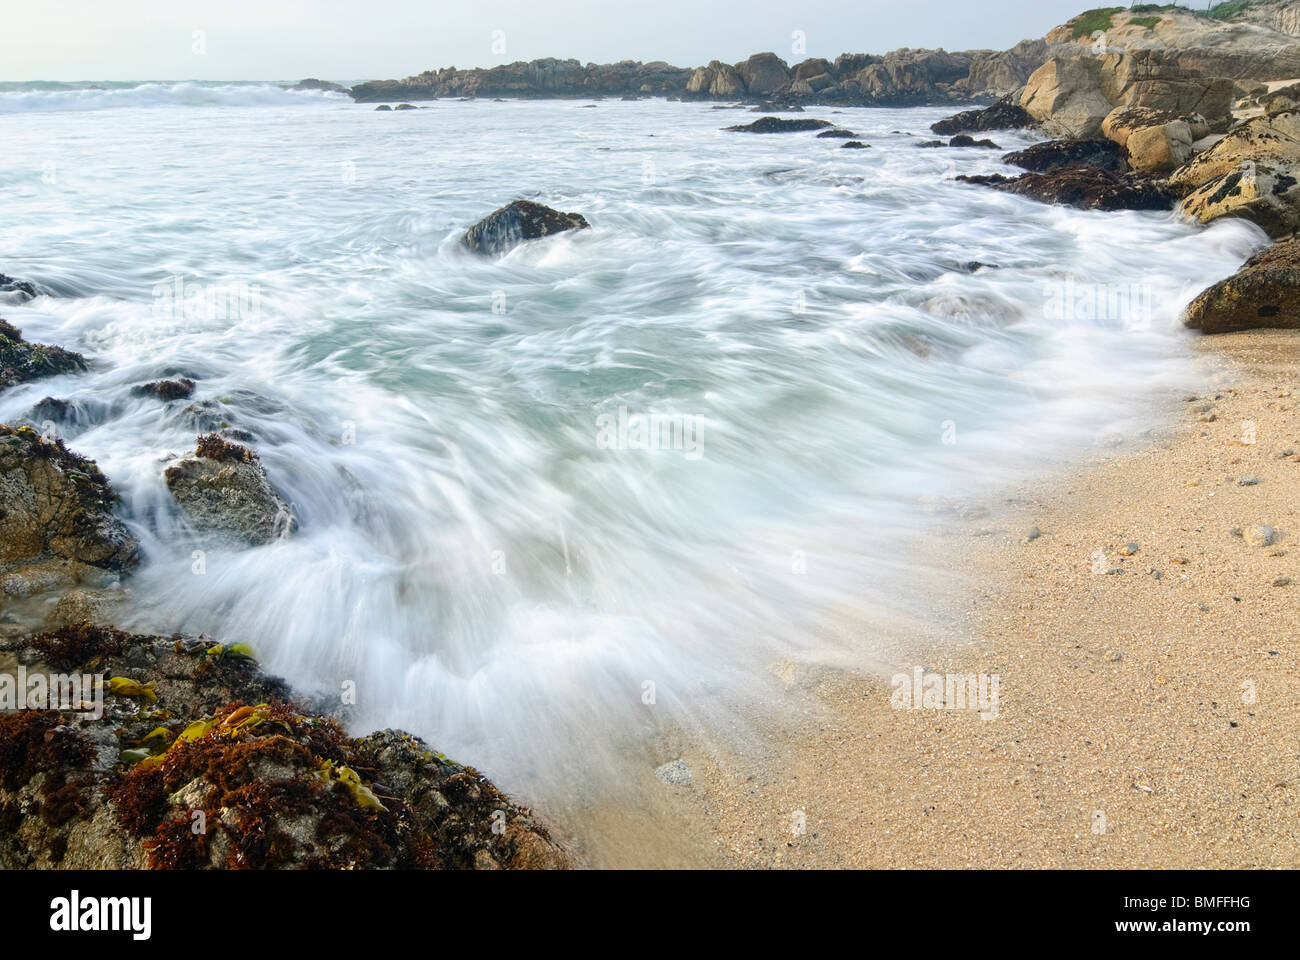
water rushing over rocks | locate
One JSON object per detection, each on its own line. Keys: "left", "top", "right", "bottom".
{"left": 0, "top": 95, "right": 1268, "bottom": 810}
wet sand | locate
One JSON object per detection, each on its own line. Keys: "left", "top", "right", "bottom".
{"left": 592, "top": 330, "right": 1299, "bottom": 868}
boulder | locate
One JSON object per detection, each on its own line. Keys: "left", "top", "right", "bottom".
{"left": 1001, "top": 138, "right": 1125, "bottom": 174}
{"left": 0, "top": 625, "right": 572, "bottom": 869}
{"left": 842, "top": 141, "right": 870, "bottom": 149}
{"left": 1169, "top": 115, "right": 1300, "bottom": 238}
{"left": 1020, "top": 56, "right": 1112, "bottom": 138}
{"left": 735, "top": 52, "right": 791, "bottom": 96}
{"left": 1183, "top": 239, "right": 1300, "bottom": 333}
{"left": 686, "top": 60, "right": 745, "bottom": 98}
{"left": 949, "top": 135, "right": 1000, "bottom": 148}
{"left": 816, "top": 128, "right": 858, "bottom": 139}
{"left": 132, "top": 377, "right": 196, "bottom": 401}
{"left": 461, "top": 199, "right": 590, "bottom": 255}
{"left": 0, "top": 424, "right": 138, "bottom": 598}
{"left": 1124, "top": 119, "right": 1193, "bottom": 173}
{"left": 0, "top": 319, "right": 86, "bottom": 391}
{"left": 724, "top": 116, "right": 832, "bottom": 133}
{"left": 163, "top": 435, "right": 295, "bottom": 547}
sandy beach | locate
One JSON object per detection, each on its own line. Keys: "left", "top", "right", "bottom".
{"left": 596, "top": 330, "right": 1300, "bottom": 869}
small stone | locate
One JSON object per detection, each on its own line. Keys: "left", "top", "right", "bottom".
{"left": 1119, "top": 542, "right": 1139, "bottom": 556}
{"left": 1106, "top": 650, "right": 1123, "bottom": 662}
{"left": 654, "top": 759, "right": 693, "bottom": 786}
{"left": 1273, "top": 577, "right": 1293, "bottom": 587}
{"left": 1238, "top": 476, "right": 1262, "bottom": 486}
{"left": 1148, "top": 568, "right": 1163, "bottom": 580}
{"left": 1023, "top": 525, "right": 1042, "bottom": 543}
{"left": 1244, "top": 525, "right": 1277, "bottom": 547}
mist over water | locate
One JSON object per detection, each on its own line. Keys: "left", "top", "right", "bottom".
{"left": 0, "top": 88, "right": 1267, "bottom": 804}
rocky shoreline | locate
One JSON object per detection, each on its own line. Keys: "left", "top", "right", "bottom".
{"left": 4, "top": 1, "right": 1299, "bottom": 872}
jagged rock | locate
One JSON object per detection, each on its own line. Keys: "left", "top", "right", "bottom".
{"left": 0, "top": 625, "right": 571, "bottom": 869}
{"left": 461, "top": 199, "right": 590, "bottom": 255}
{"left": 724, "top": 116, "right": 832, "bottom": 133}
{"left": 1001, "top": 138, "right": 1124, "bottom": 173}
{"left": 0, "top": 319, "right": 86, "bottom": 390}
{"left": 1182, "top": 238, "right": 1300, "bottom": 333}
{"left": 957, "top": 166, "right": 1177, "bottom": 211}
{"left": 0, "top": 425, "right": 138, "bottom": 598}
{"left": 931, "top": 95, "right": 1037, "bottom": 135}
{"left": 163, "top": 435, "right": 294, "bottom": 547}
{"left": 1020, "top": 56, "right": 1113, "bottom": 138}
{"left": 1169, "top": 114, "right": 1300, "bottom": 238}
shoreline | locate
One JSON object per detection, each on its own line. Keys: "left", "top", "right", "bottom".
{"left": 633, "top": 330, "right": 1299, "bottom": 868}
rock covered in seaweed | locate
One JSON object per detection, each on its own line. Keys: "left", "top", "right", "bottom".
{"left": 1182, "top": 238, "right": 1300, "bottom": 334}
{"left": 0, "top": 624, "right": 571, "bottom": 869}
{"left": 724, "top": 115, "right": 832, "bottom": 133}
{"left": 930, "top": 95, "right": 1036, "bottom": 136}
{"left": 956, "top": 167, "right": 1178, "bottom": 212}
{"left": 163, "top": 434, "right": 294, "bottom": 546}
{"left": 0, "top": 424, "right": 138, "bottom": 598}
{"left": 1001, "top": 138, "right": 1125, "bottom": 174}
{"left": 0, "top": 319, "right": 86, "bottom": 390}
{"left": 461, "top": 199, "right": 591, "bottom": 256}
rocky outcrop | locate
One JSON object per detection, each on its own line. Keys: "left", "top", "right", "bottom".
{"left": 353, "top": 59, "right": 693, "bottom": 102}
{"left": 1021, "top": 51, "right": 1231, "bottom": 140}
{"left": 163, "top": 435, "right": 294, "bottom": 547}
{"left": 725, "top": 116, "right": 832, "bottom": 133}
{"left": 931, "top": 95, "right": 1037, "bottom": 135}
{"left": 287, "top": 78, "right": 349, "bottom": 94}
{"left": 0, "top": 624, "right": 571, "bottom": 869}
{"left": 1169, "top": 113, "right": 1300, "bottom": 238}
{"left": 1182, "top": 238, "right": 1300, "bottom": 333}
{"left": 686, "top": 60, "right": 745, "bottom": 98}
{"left": 735, "top": 52, "right": 791, "bottom": 96}
{"left": 1047, "top": 4, "right": 1300, "bottom": 81}
{"left": 957, "top": 167, "right": 1178, "bottom": 212}
{"left": 0, "top": 425, "right": 138, "bottom": 599}
{"left": 1002, "top": 138, "right": 1125, "bottom": 173}
{"left": 461, "top": 199, "right": 590, "bottom": 255}
{"left": 133, "top": 377, "right": 196, "bottom": 402}
{"left": 0, "top": 319, "right": 86, "bottom": 390}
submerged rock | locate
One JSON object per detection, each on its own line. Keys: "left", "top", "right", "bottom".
{"left": 132, "top": 377, "right": 196, "bottom": 402}
{"left": 957, "top": 166, "right": 1177, "bottom": 211}
{"left": 816, "top": 128, "right": 858, "bottom": 138}
{"left": 1182, "top": 238, "right": 1300, "bottom": 333}
{"left": 0, "top": 624, "right": 571, "bottom": 869}
{"left": 842, "top": 141, "right": 870, "bottom": 149}
{"left": 948, "top": 134, "right": 999, "bottom": 149}
{"left": 0, "top": 424, "right": 138, "bottom": 597}
{"left": 724, "top": 116, "right": 832, "bottom": 133}
{"left": 0, "top": 319, "right": 86, "bottom": 390}
{"left": 0, "top": 273, "right": 40, "bottom": 300}
{"left": 461, "top": 199, "right": 590, "bottom": 256}
{"left": 163, "top": 434, "right": 294, "bottom": 546}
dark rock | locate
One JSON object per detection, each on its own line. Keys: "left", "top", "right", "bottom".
{"left": 394, "top": 103, "right": 418, "bottom": 110}
{"left": 957, "top": 166, "right": 1177, "bottom": 211}
{"left": 288, "top": 78, "right": 349, "bottom": 94}
{"left": 816, "top": 128, "right": 858, "bottom": 138}
{"left": 374, "top": 104, "right": 392, "bottom": 111}
{"left": 0, "top": 319, "right": 87, "bottom": 391}
{"left": 1001, "top": 138, "right": 1126, "bottom": 174}
{"left": 461, "top": 199, "right": 590, "bottom": 256}
{"left": 931, "top": 95, "right": 1036, "bottom": 135}
{"left": 949, "top": 135, "right": 1000, "bottom": 148}
{"left": 0, "top": 625, "right": 571, "bottom": 869}
{"left": 0, "top": 273, "right": 40, "bottom": 300}
{"left": 917, "top": 140, "right": 946, "bottom": 148}
{"left": 841, "top": 141, "right": 871, "bottom": 149}
{"left": 0, "top": 425, "right": 138, "bottom": 597}
{"left": 132, "top": 378, "right": 196, "bottom": 402}
{"left": 163, "top": 435, "right": 295, "bottom": 547}
{"left": 1182, "top": 239, "right": 1300, "bottom": 333}
{"left": 725, "top": 116, "right": 833, "bottom": 133}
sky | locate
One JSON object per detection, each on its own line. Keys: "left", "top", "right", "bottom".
{"left": 1, "top": 0, "right": 1102, "bottom": 82}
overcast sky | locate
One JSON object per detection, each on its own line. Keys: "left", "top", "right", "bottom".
{"left": 3, "top": 0, "right": 1100, "bottom": 82}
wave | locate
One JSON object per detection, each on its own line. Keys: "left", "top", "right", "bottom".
{"left": 0, "top": 81, "right": 348, "bottom": 114}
